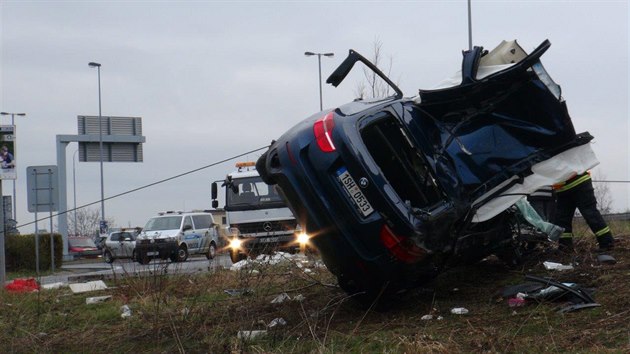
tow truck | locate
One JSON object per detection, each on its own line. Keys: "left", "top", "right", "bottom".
{"left": 211, "top": 162, "right": 305, "bottom": 262}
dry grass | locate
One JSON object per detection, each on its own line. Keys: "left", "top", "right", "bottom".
{"left": 2, "top": 223, "right": 630, "bottom": 353}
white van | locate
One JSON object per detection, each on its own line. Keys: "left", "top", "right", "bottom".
{"left": 135, "top": 211, "right": 219, "bottom": 264}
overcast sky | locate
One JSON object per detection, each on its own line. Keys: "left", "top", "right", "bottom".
{"left": 1, "top": 0, "right": 628, "bottom": 234}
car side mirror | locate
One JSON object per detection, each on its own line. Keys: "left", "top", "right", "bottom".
{"left": 182, "top": 225, "right": 193, "bottom": 232}
{"left": 212, "top": 200, "right": 219, "bottom": 209}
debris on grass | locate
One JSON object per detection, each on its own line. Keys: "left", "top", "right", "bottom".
{"left": 271, "top": 292, "right": 291, "bottom": 304}
{"left": 450, "top": 307, "right": 469, "bottom": 315}
{"left": 596, "top": 254, "right": 616, "bottom": 265}
{"left": 293, "top": 294, "right": 305, "bottom": 302}
{"left": 543, "top": 261, "right": 574, "bottom": 271}
{"left": 41, "top": 282, "right": 66, "bottom": 290}
{"left": 268, "top": 317, "right": 287, "bottom": 328}
{"left": 85, "top": 295, "right": 112, "bottom": 305}
{"left": 120, "top": 304, "right": 132, "bottom": 318}
{"left": 69, "top": 280, "right": 108, "bottom": 294}
{"left": 237, "top": 330, "right": 267, "bottom": 340}
{"left": 5, "top": 278, "right": 39, "bottom": 293}
{"left": 224, "top": 288, "right": 253, "bottom": 296}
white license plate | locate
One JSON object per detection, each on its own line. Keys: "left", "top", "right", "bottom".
{"left": 146, "top": 251, "right": 159, "bottom": 256}
{"left": 337, "top": 167, "right": 374, "bottom": 217}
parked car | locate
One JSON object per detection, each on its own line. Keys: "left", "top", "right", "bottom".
{"left": 256, "top": 39, "right": 598, "bottom": 303}
{"left": 135, "top": 211, "right": 220, "bottom": 264}
{"left": 95, "top": 234, "right": 108, "bottom": 251}
{"left": 68, "top": 237, "right": 101, "bottom": 259}
{"left": 102, "top": 230, "right": 138, "bottom": 263}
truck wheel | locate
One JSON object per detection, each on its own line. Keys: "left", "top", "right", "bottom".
{"left": 206, "top": 242, "right": 217, "bottom": 260}
{"left": 103, "top": 250, "right": 114, "bottom": 264}
{"left": 175, "top": 245, "right": 189, "bottom": 262}
{"left": 230, "top": 249, "right": 246, "bottom": 264}
{"left": 137, "top": 253, "right": 150, "bottom": 265}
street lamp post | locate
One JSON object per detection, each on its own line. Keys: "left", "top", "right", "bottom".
{"left": 304, "top": 51, "right": 334, "bottom": 111}
{"left": 72, "top": 149, "right": 78, "bottom": 236}
{"left": 88, "top": 62, "right": 106, "bottom": 233}
{"left": 0, "top": 111, "right": 26, "bottom": 221}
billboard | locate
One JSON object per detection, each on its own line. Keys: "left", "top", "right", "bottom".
{"left": 0, "top": 125, "right": 16, "bottom": 180}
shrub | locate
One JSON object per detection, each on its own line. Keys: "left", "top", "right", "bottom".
{"left": 5, "top": 233, "right": 63, "bottom": 271}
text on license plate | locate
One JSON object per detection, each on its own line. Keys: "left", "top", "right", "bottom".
{"left": 337, "top": 167, "right": 374, "bottom": 217}
{"left": 146, "top": 251, "right": 159, "bottom": 256}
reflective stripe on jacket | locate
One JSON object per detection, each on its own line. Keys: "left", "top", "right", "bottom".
{"left": 553, "top": 172, "right": 591, "bottom": 193}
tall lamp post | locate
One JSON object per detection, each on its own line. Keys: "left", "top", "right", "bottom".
{"left": 304, "top": 51, "right": 334, "bottom": 111}
{"left": 0, "top": 111, "right": 26, "bottom": 221}
{"left": 88, "top": 62, "right": 106, "bottom": 233}
{"left": 72, "top": 149, "right": 78, "bottom": 236}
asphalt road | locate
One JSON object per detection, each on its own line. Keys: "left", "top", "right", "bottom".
{"left": 39, "top": 253, "right": 234, "bottom": 286}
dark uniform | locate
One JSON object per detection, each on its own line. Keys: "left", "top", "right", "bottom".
{"left": 553, "top": 172, "right": 614, "bottom": 250}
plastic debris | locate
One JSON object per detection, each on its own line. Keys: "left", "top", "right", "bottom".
{"left": 268, "top": 318, "right": 287, "bottom": 328}
{"left": 421, "top": 315, "right": 433, "bottom": 320}
{"left": 293, "top": 294, "right": 305, "bottom": 302}
{"left": 237, "top": 330, "right": 267, "bottom": 340}
{"left": 450, "top": 307, "right": 469, "bottom": 315}
{"left": 86, "top": 295, "right": 112, "bottom": 304}
{"left": 596, "top": 254, "right": 616, "bottom": 265}
{"left": 271, "top": 293, "right": 291, "bottom": 304}
{"left": 69, "top": 280, "right": 108, "bottom": 294}
{"left": 508, "top": 298, "right": 526, "bottom": 307}
{"left": 41, "top": 282, "right": 66, "bottom": 290}
{"left": 5, "top": 278, "right": 39, "bottom": 293}
{"left": 120, "top": 304, "right": 132, "bottom": 318}
{"left": 543, "top": 261, "right": 574, "bottom": 271}
{"left": 224, "top": 288, "right": 253, "bottom": 296}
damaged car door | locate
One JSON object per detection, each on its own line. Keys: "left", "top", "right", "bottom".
{"left": 256, "top": 39, "right": 598, "bottom": 303}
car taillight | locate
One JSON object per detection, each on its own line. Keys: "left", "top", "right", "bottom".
{"left": 313, "top": 112, "right": 336, "bottom": 152}
{"left": 379, "top": 224, "right": 425, "bottom": 264}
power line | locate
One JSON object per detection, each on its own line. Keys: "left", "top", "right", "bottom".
{"left": 14, "top": 145, "right": 270, "bottom": 232}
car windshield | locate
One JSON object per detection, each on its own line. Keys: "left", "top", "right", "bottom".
{"left": 143, "top": 216, "right": 182, "bottom": 231}
{"left": 226, "top": 176, "right": 285, "bottom": 209}
{"left": 69, "top": 238, "right": 96, "bottom": 248}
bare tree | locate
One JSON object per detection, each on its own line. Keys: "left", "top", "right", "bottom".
{"left": 354, "top": 38, "right": 398, "bottom": 100}
{"left": 67, "top": 207, "right": 116, "bottom": 237}
{"left": 592, "top": 172, "right": 612, "bottom": 214}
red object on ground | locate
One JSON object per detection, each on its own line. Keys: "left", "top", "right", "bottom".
{"left": 5, "top": 278, "right": 40, "bottom": 293}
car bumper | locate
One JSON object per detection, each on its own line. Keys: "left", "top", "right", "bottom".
{"left": 135, "top": 240, "right": 177, "bottom": 258}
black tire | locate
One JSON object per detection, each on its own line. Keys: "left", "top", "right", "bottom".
{"left": 230, "top": 249, "right": 246, "bottom": 264}
{"left": 103, "top": 250, "right": 114, "bottom": 264}
{"left": 206, "top": 242, "right": 217, "bottom": 260}
{"left": 137, "top": 252, "right": 150, "bottom": 265}
{"left": 175, "top": 245, "right": 189, "bottom": 262}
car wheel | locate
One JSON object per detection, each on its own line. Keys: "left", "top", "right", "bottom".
{"left": 206, "top": 242, "right": 217, "bottom": 260}
{"left": 175, "top": 245, "right": 189, "bottom": 262}
{"left": 103, "top": 250, "right": 114, "bottom": 264}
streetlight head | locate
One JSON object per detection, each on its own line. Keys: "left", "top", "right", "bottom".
{"left": 323, "top": 53, "right": 334, "bottom": 57}
{"left": 88, "top": 62, "right": 101, "bottom": 68}
{"left": 16, "top": 113, "right": 26, "bottom": 116}
{"left": 0, "top": 112, "right": 8, "bottom": 116}
{"left": 304, "top": 52, "right": 315, "bottom": 56}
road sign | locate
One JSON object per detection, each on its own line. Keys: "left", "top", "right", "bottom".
{"left": 26, "top": 165, "right": 59, "bottom": 212}
{"left": 0, "top": 125, "right": 16, "bottom": 180}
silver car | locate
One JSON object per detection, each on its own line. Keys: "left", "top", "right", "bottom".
{"left": 103, "top": 230, "right": 137, "bottom": 263}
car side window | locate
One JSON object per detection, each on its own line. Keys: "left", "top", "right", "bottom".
{"left": 121, "top": 232, "right": 131, "bottom": 241}
{"left": 183, "top": 216, "right": 193, "bottom": 230}
{"left": 111, "top": 233, "right": 121, "bottom": 242}
{"left": 192, "top": 215, "right": 213, "bottom": 229}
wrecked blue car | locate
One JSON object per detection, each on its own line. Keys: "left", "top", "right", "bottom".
{"left": 256, "top": 40, "right": 598, "bottom": 302}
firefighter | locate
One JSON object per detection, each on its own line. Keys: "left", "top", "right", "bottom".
{"left": 553, "top": 171, "right": 615, "bottom": 251}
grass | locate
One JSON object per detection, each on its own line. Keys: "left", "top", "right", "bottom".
{"left": 2, "top": 223, "right": 630, "bottom": 353}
